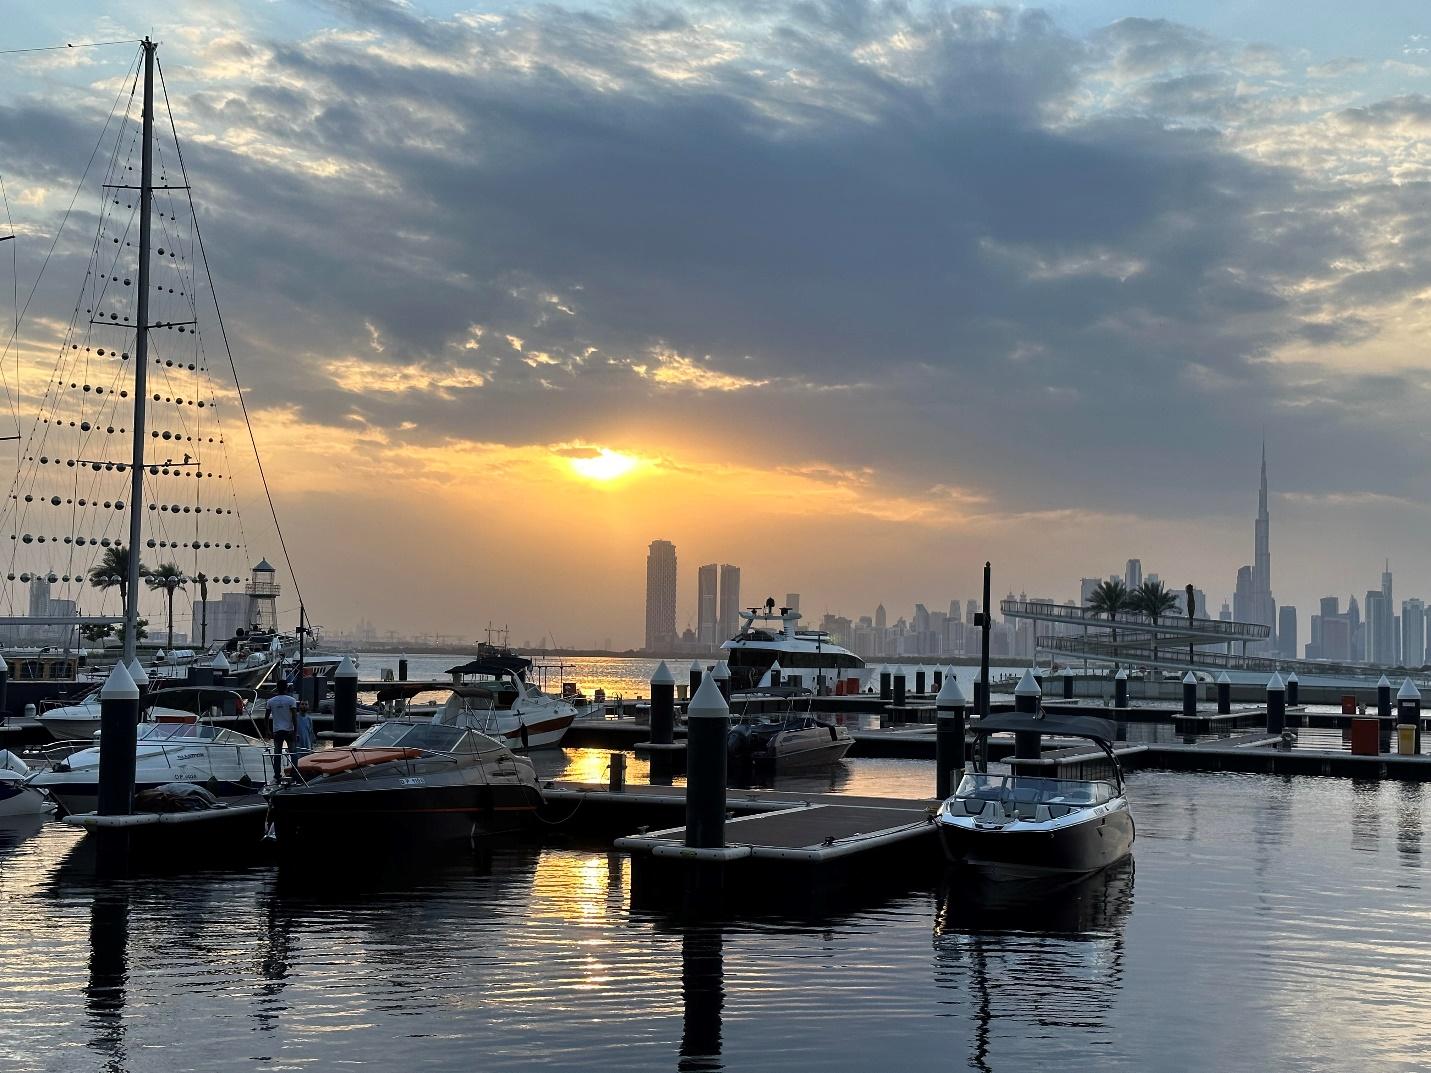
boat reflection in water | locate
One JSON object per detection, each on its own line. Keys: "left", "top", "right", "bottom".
{"left": 933, "top": 861, "right": 1134, "bottom": 1072}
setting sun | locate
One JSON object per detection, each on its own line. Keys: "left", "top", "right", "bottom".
{"left": 568, "top": 448, "right": 638, "bottom": 482}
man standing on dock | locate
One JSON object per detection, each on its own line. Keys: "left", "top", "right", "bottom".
{"left": 266, "top": 682, "right": 299, "bottom": 782}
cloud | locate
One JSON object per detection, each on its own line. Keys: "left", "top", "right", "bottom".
{"left": 7, "top": 3, "right": 1431, "bottom": 637}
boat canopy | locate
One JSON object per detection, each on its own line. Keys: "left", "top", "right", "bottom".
{"left": 447, "top": 657, "right": 530, "bottom": 679}
{"left": 970, "top": 711, "right": 1118, "bottom": 744}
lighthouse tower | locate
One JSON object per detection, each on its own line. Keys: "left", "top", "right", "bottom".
{"left": 245, "top": 558, "right": 280, "bottom": 632}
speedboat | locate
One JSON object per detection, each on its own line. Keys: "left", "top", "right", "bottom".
{"left": 36, "top": 689, "right": 216, "bottom": 741}
{"left": 721, "top": 600, "right": 864, "bottom": 693}
{"left": 29, "top": 720, "right": 270, "bottom": 816}
{"left": 0, "top": 750, "right": 54, "bottom": 816}
{"left": 268, "top": 711, "right": 543, "bottom": 850}
{"left": 934, "top": 711, "right": 1134, "bottom": 876}
{"left": 728, "top": 709, "right": 853, "bottom": 772}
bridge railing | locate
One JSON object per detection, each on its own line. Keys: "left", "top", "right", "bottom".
{"left": 1001, "top": 598, "right": 1270, "bottom": 640}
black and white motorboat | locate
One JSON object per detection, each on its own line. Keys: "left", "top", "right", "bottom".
{"left": 728, "top": 708, "right": 853, "bottom": 772}
{"left": 267, "top": 710, "right": 544, "bottom": 851}
{"left": 721, "top": 599, "right": 864, "bottom": 693}
{"left": 934, "top": 711, "right": 1134, "bottom": 876}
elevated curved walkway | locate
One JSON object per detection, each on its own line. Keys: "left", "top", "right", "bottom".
{"left": 1001, "top": 599, "right": 1269, "bottom": 644}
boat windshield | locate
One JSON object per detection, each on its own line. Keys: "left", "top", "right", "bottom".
{"left": 136, "top": 722, "right": 244, "bottom": 745}
{"left": 953, "top": 773, "right": 1115, "bottom": 807}
{"left": 358, "top": 722, "right": 470, "bottom": 753}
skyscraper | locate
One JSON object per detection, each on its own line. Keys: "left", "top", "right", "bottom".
{"left": 1406, "top": 599, "right": 1427, "bottom": 668}
{"left": 27, "top": 575, "right": 49, "bottom": 620}
{"left": 644, "top": 540, "right": 677, "bottom": 651}
{"left": 1382, "top": 562, "right": 1397, "bottom": 664}
{"left": 697, "top": 563, "right": 718, "bottom": 645}
{"left": 1080, "top": 578, "right": 1100, "bottom": 607}
{"left": 718, "top": 564, "right": 741, "bottom": 643}
{"left": 785, "top": 593, "right": 800, "bottom": 613}
{"left": 1124, "top": 559, "right": 1142, "bottom": 591}
{"left": 875, "top": 603, "right": 886, "bottom": 629}
{"left": 1365, "top": 590, "right": 1387, "bottom": 665}
{"left": 1234, "top": 443, "right": 1277, "bottom": 653}
{"left": 1278, "top": 606, "right": 1297, "bottom": 660}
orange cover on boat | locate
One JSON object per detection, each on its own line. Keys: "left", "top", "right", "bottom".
{"left": 297, "top": 747, "right": 423, "bottom": 776}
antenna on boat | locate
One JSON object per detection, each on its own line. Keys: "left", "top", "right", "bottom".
{"left": 120, "top": 36, "right": 156, "bottom": 663}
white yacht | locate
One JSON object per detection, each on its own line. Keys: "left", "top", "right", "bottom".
{"left": 30, "top": 720, "right": 270, "bottom": 815}
{"left": 721, "top": 600, "right": 865, "bottom": 693}
{"left": 0, "top": 751, "right": 54, "bottom": 816}
{"left": 408, "top": 659, "right": 578, "bottom": 749}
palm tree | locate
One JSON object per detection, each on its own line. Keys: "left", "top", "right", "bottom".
{"left": 88, "top": 545, "right": 145, "bottom": 619}
{"left": 146, "top": 562, "right": 187, "bottom": 648}
{"left": 1130, "top": 579, "right": 1181, "bottom": 684}
{"left": 1088, "top": 579, "right": 1131, "bottom": 671}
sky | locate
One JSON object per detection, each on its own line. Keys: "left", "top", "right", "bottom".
{"left": 2, "top": 0, "right": 1431, "bottom": 648}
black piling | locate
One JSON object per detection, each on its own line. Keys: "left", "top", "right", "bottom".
{"left": 1216, "top": 672, "right": 1231, "bottom": 715}
{"left": 1266, "top": 674, "right": 1286, "bottom": 735}
{"left": 0, "top": 657, "right": 8, "bottom": 721}
{"left": 650, "top": 661, "right": 675, "bottom": 746}
{"left": 915, "top": 669, "right": 927, "bottom": 695}
{"left": 1062, "top": 670, "right": 1075, "bottom": 700}
{"left": 1114, "top": 669, "right": 1128, "bottom": 709}
{"left": 333, "top": 655, "right": 358, "bottom": 736}
{"left": 879, "top": 670, "right": 892, "bottom": 701}
{"left": 398, "top": 658, "right": 409, "bottom": 682}
{"left": 688, "top": 661, "right": 703, "bottom": 701}
{"left": 932, "top": 668, "right": 943, "bottom": 692}
{"left": 1397, "top": 679, "right": 1422, "bottom": 754}
{"left": 1378, "top": 676, "right": 1393, "bottom": 721}
{"left": 1286, "top": 672, "right": 1299, "bottom": 707}
{"left": 935, "top": 674, "right": 968, "bottom": 799}
{"left": 893, "top": 670, "right": 907, "bottom": 707}
{"left": 712, "top": 661, "right": 731, "bottom": 703}
{"left": 97, "top": 662, "right": 140, "bottom": 817}
{"left": 685, "top": 674, "right": 729, "bottom": 850}
{"left": 127, "top": 658, "right": 150, "bottom": 713}
{"left": 1013, "top": 669, "right": 1041, "bottom": 760}
{"left": 1182, "top": 672, "right": 1197, "bottom": 720}
{"left": 768, "top": 663, "right": 782, "bottom": 688}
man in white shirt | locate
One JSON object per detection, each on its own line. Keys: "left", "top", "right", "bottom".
{"left": 266, "top": 681, "right": 300, "bottom": 781}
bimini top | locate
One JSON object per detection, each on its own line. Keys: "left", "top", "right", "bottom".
{"left": 971, "top": 711, "right": 1118, "bottom": 745}
{"left": 447, "top": 656, "right": 530, "bottom": 679}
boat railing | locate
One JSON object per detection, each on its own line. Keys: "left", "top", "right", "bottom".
{"left": 954, "top": 772, "right": 1115, "bottom": 806}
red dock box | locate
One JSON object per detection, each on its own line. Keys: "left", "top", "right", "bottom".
{"left": 1350, "top": 717, "right": 1380, "bottom": 756}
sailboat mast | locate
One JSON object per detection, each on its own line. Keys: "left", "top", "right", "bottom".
{"left": 122, "top": 37, "right": 156, "bottom": 662}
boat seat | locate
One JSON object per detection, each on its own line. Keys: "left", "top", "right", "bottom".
{"left": 1046, "top": 803, "right": 1072, "bottom": 818}
{"left": 961, "top": 799, "right": 986, "bottom": 816}
{"left": 1033, "top": 804, "right": 1052, "bottom": 822}
{"left": 979, "top": 800, "right": 1003, "bottom": 823}
{"left": 1014, "top": 801, "right": 1040, "bottom": 820}
{"left": 297, "top": 747, "right": 423, "bottom": 776}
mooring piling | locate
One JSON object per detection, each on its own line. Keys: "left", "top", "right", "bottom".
{"left": 685, "top": 672, "right": 730, "bottom": 850}
{"left": 1217, "top": 670, "right": 1232, "bottom": 714}
{"left": 1266, "top": 672, "right": 1286, "bottom": 735}
{"left": 650, "top": 661, "right": 675, "bottom": 746}
{"left": 935, "top": 669, "right": 967, "bottom": 799}
{"left": 1013, "top": 668, "right": 1041, "bottom": 760}
{"left": 333, "top": 655, "right": 359, "bottom": 735}
{"left": 1182, "top": 671, "right": 1198, "bottom": 719}
{"left": 1114, "top": 668, "right": 1128, "bottom": 709}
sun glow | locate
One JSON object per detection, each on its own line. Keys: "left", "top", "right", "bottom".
{"left": 568, "top": 448, "right": 638, "bottom": 482}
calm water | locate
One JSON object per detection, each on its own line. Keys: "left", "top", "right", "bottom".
{"left": 2, "top": 760, "right": 1431, "bottom": 1072}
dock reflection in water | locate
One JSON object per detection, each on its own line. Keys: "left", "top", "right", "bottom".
{"left": 9, "top": 771, "right": 1431, "bottom": 1071}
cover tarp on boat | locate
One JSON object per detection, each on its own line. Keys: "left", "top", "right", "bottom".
{"left": 970, "top": 711, "right": 1118, "bottom": 744}
{"left": 446, "top": 657, "right": 531, "bottom": 679}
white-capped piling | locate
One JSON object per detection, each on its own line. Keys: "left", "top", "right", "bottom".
{"left": 1182, "top": 671, "right": 1198, "bottom": 719}
{"left": 767, "top": 660, "right": 782, "bottom": 689}
{"left": 931, "top": 667, "right": 943, "bottom": 692}
{"left": 126, "top": 657, "right": 150, "bottom": 710}
{"left": 1265, "top": 672, "right": 1286, "bottom": 734}
{"left": 398, "top": 657, "right": 409, "bottom": 682}
{"left": 1398, "top": 678, "right": 1422, "bottom": 754}
{"left": 915, "top": 667, "right": 927, "bottom": 695}
{"left": 0, "top": 655, "right": 9, "bottom": 724}
{"left": 1062, "top": 667, "right": 1075, "bottom": 700}
{"left": 893, "top": 666, "right": 907, "bottom": 707}
{"left": 1114, "top": 668, "right": 1128, "bottom": 709}
{"left": 936, "top": 671, "right": 967, "bottom": 799}
{"left": 210, "top": 649, "right": 232, "bottom": 688}
{"left": 879, "top": 667, "right": 892, "bottom": 701}
{"left": 1013, "top": 668, "right": 1041, "bottom": 760}
{"left": 1216, "top": 671, "right": 1231, "bottom": 714}
{"left": 1286, "top": 670, "right": 1299, "bottom": 707}
{"left": 650, "top": 661, "right": 675, "bottom": 746}
{"left": 333, "top": 655, "right": 359, "bottom": 735}
{"left": 97, "top": 661, "right": 140, "bottom": 817}
{"left": 688, "top": 659, "right": 703, "bottom": 701}
{"left": 712, "top": 660, "right": 731, "bottom": 703}
{"left": 684, "top": 672, "right": 729, "bottom": 850}
{"left": 1377, "top": 675, "right": 1392, "bottom": 721}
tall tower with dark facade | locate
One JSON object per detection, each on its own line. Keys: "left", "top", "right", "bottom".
{"left": 645, "top": 540, "right": 677, "bottom": 651}
{"left": 1248, "top": 443, "right": 1277, "bottom": 653}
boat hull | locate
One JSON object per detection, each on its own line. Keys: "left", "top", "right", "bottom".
{"left": 937, "top": 808, "right": 1135, "bottom": 876}
{"left": 34, "top": 776, "right": 263, "bottom": 818}
{"left": 0, "top": 781, "right": 53, "bottom": 816}
{"left": 269, "top": 781, "right": 543, "bottom": 851}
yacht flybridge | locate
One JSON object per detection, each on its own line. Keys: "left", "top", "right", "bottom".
{"left": 721, "top": 600, "right": 864, "bottom": 693}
